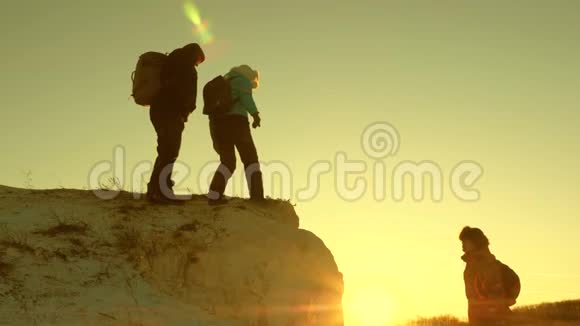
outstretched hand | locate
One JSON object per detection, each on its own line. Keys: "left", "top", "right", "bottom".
{"left": 252, "top": 114, "right": 261, "bottom": 129}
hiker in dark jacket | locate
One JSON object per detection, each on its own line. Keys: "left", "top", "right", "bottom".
{"left": 207, "top": 65, "right": 264, "bottom": 205}
{"left": 460, "top": 226, "right": 513, "bottom": 325}
{"left": 147, "top": 43, "right": 205, "bottom": 204}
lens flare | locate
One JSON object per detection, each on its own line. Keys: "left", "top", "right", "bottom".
{"left": 184, "top": 1, "right": 214, "bottom": 44}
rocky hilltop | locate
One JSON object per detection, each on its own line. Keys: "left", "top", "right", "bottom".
{"left": 0, "top": 185, "right": 343, "bottom": 325}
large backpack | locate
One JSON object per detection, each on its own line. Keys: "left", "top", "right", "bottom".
{"left": 131, "top": 52, "right": 168, "bottom": 106}
{"left": 498, "top": 261, "right": 521, "bottom": 305}
{"left": 202, "top": 75, "right": 238, "bottom": 116}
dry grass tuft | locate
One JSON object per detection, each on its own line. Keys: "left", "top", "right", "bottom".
{"left": 0, "top": 251, "right": 14, "bottom": 277}
{"left": 513, "top": 299, "right": 580, "bottom": 322}
{"left": 0, "top": 225, "right": 35, "bottom": 254}
{"left": 402, "top": 316, "right": 466, "bottom": 326}
{"left": 33, "top": 213, "right": 90, "bottom": 237}
{"left": 113, "top": 225, "right": 143, "bottom": 253}
{"left": 402, "top": 300, "right": 580, "bottom": 326}
{"left": 176, "top": 220, "right": 201, "bottom": 233}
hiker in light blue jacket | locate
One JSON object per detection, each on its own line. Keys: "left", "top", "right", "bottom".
{"left": 207, "top": 65, "right": 264, "bottom": 205}
{"left": 223, "top": 67, "right": 261, "bottom": 121}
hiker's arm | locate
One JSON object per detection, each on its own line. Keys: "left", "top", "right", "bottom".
{"left": 234, "top": 77, "right": 260, "bottom": 127}
{"left": 251, "top": 112, "right": 261, "bottom": 128}
{"left": 238, "top": 87, "right": 259, "bottom": 116}
{"left": 167, "top": 53, "right": 196, "bottom": 117}
{"left": 241, "top": 90, "right": 262, "bottom": 129}
{"left": 187, "top": 71, "right": 198, "bottom": 115}
{"left": 179, "top": 69, "right": 197, "bottom": 115}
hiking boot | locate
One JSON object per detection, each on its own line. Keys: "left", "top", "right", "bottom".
{"left": 146, "top": 188, "right": 186, "bottom": 205}
{"left": 246, "top": 170, "right": 264, "bottom": 201}
{"left": 207, "top": 196, "right": 230, "bottom": 206}
{"left": 249, "top": 196, "right": 266, "bottom": 203}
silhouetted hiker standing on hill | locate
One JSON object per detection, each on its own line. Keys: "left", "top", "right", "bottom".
{"left": 147, "top": 43, "right": 205, "bottom": 204}
{"left": 460, "top": 226, "right": 521, "bottom": 326}
{"left": 203, "top": 65, "right": 264, "bottom": 206}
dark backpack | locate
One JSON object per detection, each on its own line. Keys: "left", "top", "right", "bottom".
{"left": 131, "top": 52, "right": 168, "bottom": 107}
{"left": 498, "top": 261, "right": 521, "bottom": 305}
{"left": 202, "top": 75, "right": 237, "bottom": 116}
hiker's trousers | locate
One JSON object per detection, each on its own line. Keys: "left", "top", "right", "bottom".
{"left": 208, "top": 115, "right": 263, "bottom": 200}
{"left": 148, "top": 108, "right": 185, "bottom": 194}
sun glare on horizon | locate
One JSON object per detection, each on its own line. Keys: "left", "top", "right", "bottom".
{"left": 343, "top": 286, "right": 398, "bottom": 326}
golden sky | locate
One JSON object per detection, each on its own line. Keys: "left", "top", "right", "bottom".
{"left": 1, "top": 1, "right": 579, "bottom": 324}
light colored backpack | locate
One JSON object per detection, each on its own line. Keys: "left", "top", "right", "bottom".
{"left": 131, "top": 52, "right": 167, "bottom": 106}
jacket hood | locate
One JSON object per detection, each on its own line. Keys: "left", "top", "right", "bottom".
{"left": 171, "top": 43, "right": 205, "bottom": 66}
{"left": 227, "top": 65, "right": 260, "bottom": 89}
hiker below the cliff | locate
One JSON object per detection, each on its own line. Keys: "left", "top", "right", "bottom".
{"left": 460, "top": 226, "right": 520, "bottom": 326}
{"left": 147, "top": 43, "right": 205, "bottom": 204}
{"left": 205, "top": 65, "right": 264, "bottom": 205}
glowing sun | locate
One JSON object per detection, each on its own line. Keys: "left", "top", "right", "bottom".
{"left": 343, "top": 287, "right": 397, "bottom": 326}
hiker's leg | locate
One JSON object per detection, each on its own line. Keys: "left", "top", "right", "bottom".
{"left": 149, "top": 111, "right": 184, "bottom": 197}
{"left": 209, "top": 118, "right": 221, "bottom": 154}
{"left": 148, "top": 109, "right": 165, "bottom": 194}
{"left": 208, "top": 119, "right": 236, "bottom": 199}
{"left": 161, "top": 116, "right": 184, "bottom": 196}
{"left": 234, "top": 118, "right": 263, "bottom": 200}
